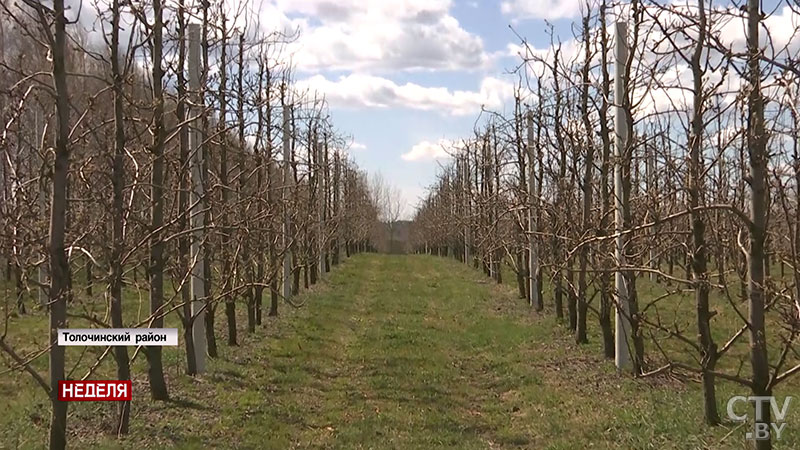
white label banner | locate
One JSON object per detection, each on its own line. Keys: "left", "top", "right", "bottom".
{"left": 57, "top": 328, "right": 178, "bottom": 346}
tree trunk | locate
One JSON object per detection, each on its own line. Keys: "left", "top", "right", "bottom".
{"left": 689, "top": 0, "right": 718, "bottom": 425}
{"left": 201, "top": 4, "right": 217, "bottom": 361}
{"left": 48, "top": 0, "right": 71, "bottom": 446}
{"left": 218, "top": 15, "right": 237, "bottom": 348}
{"left": 746, "top": 0, "right": 772, "bottom": 447}
{"left": 237, "top": 34, "right": 252, "bottom": 335}
{"left": 596, "top": 6, "right": 615, "bottom": 357}
{"left": 282, "top": 101, "right": 293, "bottom": 305}
{"left": 576, "top": 7, "right": 593, "bottom": 344}
{"left": 554, "top": 269, "right": 564, "bottom": 320}
{"left": 269, "top": 158, "right": 280, "bottom": 317}
{"left": 552, "top": 47, "right": 568, "bottom": 323}
{"left": 110, "top": 0, "right": 132, "bottom": 432}
{"left": 516, "top": 249, "right": 526, "bottom": 299}
{"left": 145, "top": 0, "right": 169, "bottom": 401}
{"left": 332, "top": 151, "right": 341, "bottom": 265}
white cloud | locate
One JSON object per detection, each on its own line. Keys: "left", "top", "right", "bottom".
{"left": 401, "top": 139, "right": 458, "bottom": 161}
{"left": 715, "top": 5, "right": 800, "bottom": 54}
{"left": 262, "top": 0, "right": 489, "bottom": 72}
{"left": 297, "top": 74, "right": 515, "bottom": 116}
{"left": 500, "top": 0, "right": 584, "bottom": 21}
{"left": 504, "top": 4, "right": 799, "bottom": 122}
{"left": 628, "top": 5, "right": 798, "bottom": 118}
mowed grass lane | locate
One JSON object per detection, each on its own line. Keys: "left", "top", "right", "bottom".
{"left": 2, "top": 253, "right": 797, "bottom": 449}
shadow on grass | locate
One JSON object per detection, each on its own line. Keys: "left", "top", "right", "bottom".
{"left": 165, "top": 396, "right": 209, "bottom": 411}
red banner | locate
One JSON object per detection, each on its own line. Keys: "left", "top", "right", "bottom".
{"left": 57, "top": 380, "right": 132, "bottom": 401}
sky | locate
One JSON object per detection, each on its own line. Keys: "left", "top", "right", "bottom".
{"left": 56, "top": 0, "right": 582, "bottom": 218}
{"left": 65, "top": 0, "right": 793, "bottom": 218}
{"left": 260, "top": 0, "right": 591, "bottom": 219}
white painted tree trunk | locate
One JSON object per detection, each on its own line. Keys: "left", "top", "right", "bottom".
{"left": 332, "top": 151, "right": 341, "bottom": 264}
{"left": 282, "top": 104, "right": 293, "bottom": 300}
{"left": 317, "top": 139, "right": 325, "bottom": 279}
{"left": 462, "top": 156, "right": 471, "bottom": 265}
{"left": 36, "top": 110, "right": 48, "bottom": 307}
{"left": 526, "top": 111, "right": 539, "bottom": 310}
{"left": 187, "top": 23, "right": 207, "bottom": 374}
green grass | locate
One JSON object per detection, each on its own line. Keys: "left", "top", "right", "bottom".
{"left": 1, "top": 254, "right": 798, "bottom": 448}
{"left": 496, "top": 257, "right": 799, "bottom": 381}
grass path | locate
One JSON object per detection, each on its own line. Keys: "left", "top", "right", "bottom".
{"left": 3, "top": 254, "right": 798, "bottom": 448}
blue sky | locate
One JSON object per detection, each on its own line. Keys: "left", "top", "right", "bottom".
{"left": 64, "top": 0, "right": 584, "bottom": 218}
{"left": 260, "top": 0, "right": 792, "bottom": 218}
{"left": 262, "top": 0, "right": 586, "bottom": 218}
{"left": 65, "top": 0, "right": 794, "bottom": 218}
